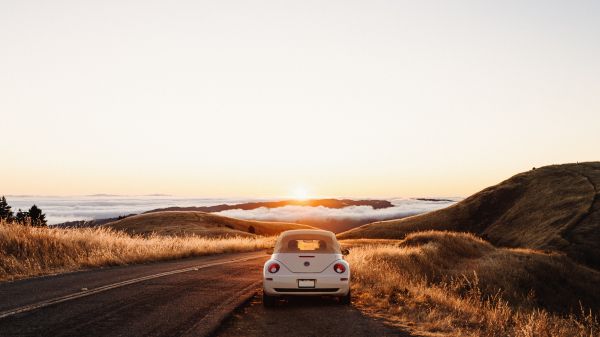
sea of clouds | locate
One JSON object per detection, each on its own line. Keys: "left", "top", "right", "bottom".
{"left": 215, "top": 198, "right": 458, "bottom": 223}
{"left": 4, "top": 196, "right": 459, "bottom": 225}
{"left": 5, "top": 196, "right": 262, "bottom": 224}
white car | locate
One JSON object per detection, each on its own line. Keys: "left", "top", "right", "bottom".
{"left": 263, "top": 229, "right": 351, "bottom": 307}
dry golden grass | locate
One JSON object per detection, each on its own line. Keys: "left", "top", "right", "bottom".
{"left": 0, "top": 221, "right": 273, "bottom": 282}
{"left": 105, "top": 211, "right": 314, "bottom": 238}
{"left": 339, "top": 162, "right": 600, "bottom": 270}
{"left": 344, "top": 231, "right": 600, "bottom": 337}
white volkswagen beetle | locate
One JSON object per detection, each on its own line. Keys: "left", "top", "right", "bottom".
{"left": 263, "top": 229, "right": 350, "bottom": 307}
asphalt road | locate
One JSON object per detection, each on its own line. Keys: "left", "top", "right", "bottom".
{"left": 215, "top": 292, "right": 411, "bottom": 337}
{"left": 0, "top": 251, "right": 410, "bottom": 337}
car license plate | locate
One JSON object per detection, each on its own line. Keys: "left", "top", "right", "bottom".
{"left": 298, "top": 279, "right": 315, "bottom": 288}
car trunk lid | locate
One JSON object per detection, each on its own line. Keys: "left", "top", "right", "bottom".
{"left": 276, "top": 253, "right": 339, "bottom": 273}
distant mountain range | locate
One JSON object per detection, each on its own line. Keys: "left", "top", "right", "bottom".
{"left": 144, "top": 198, "right": 393, "bottom": 213}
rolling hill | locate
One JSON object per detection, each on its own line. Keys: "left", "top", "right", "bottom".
{"left": 339, "top": 162, "right": 600, "bottom": 268}
{"left": 104, "top": 211, "right": 314, "bottom": 237}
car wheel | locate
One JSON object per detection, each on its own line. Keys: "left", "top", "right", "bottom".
{"left": 263, "top": 291, "right": 276, "bottom": 307}
{"left": 339, "top": 289, "right": 351, "bottom": 305}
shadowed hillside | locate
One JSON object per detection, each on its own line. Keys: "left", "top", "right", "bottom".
{"left": 104, "top": 211, "right": 314, "bottom": 237}
{"left": 339, "top": 162, "right": 600, "bottom": 268}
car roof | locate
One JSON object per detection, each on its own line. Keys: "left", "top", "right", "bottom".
{"left": 278, "top": 229, "right": 336, "bottom": 238}
{"left": 274, "top": 229, "right": 341, "bottom": 253}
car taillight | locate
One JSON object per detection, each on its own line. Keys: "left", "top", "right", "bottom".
{"left": 333, "top": 263, "right": 346, "bottom": 273}
{"left": 268, "top": 262, "right": 280, "bottom": 273}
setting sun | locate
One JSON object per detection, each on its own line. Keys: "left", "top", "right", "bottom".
{"left": 291, "top": 186, "right": 310, "bottom": 200}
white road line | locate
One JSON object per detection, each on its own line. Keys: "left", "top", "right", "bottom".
{"left": 0, "top": 254, "right": 263, "bottom": 320}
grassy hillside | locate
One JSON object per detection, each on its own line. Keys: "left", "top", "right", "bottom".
{"left": 339, "top": 162, "right": 600, "bottom": 268}
{"left": 346, "top": 231, "right": 600, "bottom": 337}
{"left": 104, "top": 211, "right": 314, "bottom": 237}
{"left": 0, "top": 221, "right": 272, "bottom": 282}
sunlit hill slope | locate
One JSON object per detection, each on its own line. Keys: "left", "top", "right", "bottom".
{"left": 339, "top": 162, "right": 600, "bottom": 269}
{"left": 104, "top": 211, "right": 314, "bottom": 237}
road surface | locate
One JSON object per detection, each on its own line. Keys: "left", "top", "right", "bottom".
{"left": 0, "top": 251, "right": 410, "bottom": 337}
{"left": 215, "top": 292, "right": 409, "bottom": 337}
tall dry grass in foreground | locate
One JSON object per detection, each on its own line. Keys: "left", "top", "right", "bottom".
{"left": 0, "top": 221, "right": 272, "bottom": 282}
{"left": 345, "top": 231, "right": 599, "bottom": 337}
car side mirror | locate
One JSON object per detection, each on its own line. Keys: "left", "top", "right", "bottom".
{"left": 266, "top": 248, "right": 274, "bottom": 255}
{"left": 342, "top": 249, "right": 350, "bottom": 256}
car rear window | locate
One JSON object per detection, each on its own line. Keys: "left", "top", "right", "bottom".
{"left": 275, "top": 234, "right": 340, "bottom": 254}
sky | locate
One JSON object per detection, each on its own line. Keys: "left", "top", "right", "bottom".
{"left": 1, "top": 0, "right": 599, "bottom": 198}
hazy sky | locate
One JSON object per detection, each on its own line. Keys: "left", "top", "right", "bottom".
{"left": 2, "top": 0, "right": 599, "bottom": 198}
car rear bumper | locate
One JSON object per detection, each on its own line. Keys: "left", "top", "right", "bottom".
{"left": 263, "top": 274, "right": 350, "bottom": 296}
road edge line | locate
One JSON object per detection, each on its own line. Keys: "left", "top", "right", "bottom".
{"left": 0, "top": 255, "right": 263, "bottom": 320}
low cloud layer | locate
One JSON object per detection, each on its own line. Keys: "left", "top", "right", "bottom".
{"left": 5, "top": 196, "right": 458, "bottom": 225}
{"left": 215, "top": 198, "right": 457, "bottom": 224}
{"left": 6, "top": 196, "right": 265, "bottom": 224}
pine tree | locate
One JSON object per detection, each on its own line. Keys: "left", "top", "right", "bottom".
{"left": 15, "top": 209, "right": 28, "bottom": 225}
{"left": 0, "top": 196, "right": 14, "bottom": 222}
{"left": 28, "top": 205, "right": 47, "bottom": 227}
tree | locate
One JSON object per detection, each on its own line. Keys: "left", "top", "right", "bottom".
{"left": 0, "top": 196, "right": 14, "bottom": 222}
{"left": 248, "top": 225, "right": 256, "bottom": 234}
{"left": 28, "top": 205, "right": 47, "bottom": 227}
{"left": 15, "top": 209, "right": 28, "bottom": 225}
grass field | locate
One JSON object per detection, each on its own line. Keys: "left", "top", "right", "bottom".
{"left": 344, "top": 231, "right": 600, "bottom": 337}
{"left": 0, "top": 221, "right": 273, "bottom": 282}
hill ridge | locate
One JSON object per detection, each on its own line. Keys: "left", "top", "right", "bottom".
{"left": 143, "top": 198, "right": 393, "bottom": 214}
{"left": 104, "top": 211, "right": 314, "bottom": 238}
{"left": 338, "top": 162, "right": 600, "bottom": 269}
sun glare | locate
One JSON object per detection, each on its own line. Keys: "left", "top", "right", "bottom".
{"left": 291, "top": 187, "right": 310, "bottom": 201}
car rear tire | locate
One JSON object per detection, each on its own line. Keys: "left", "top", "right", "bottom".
{"left": 263, "top": 291, "right": 276, "bottom": 307}
{"left": 339, "top": 289, "right": 351, "bottom": 305}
